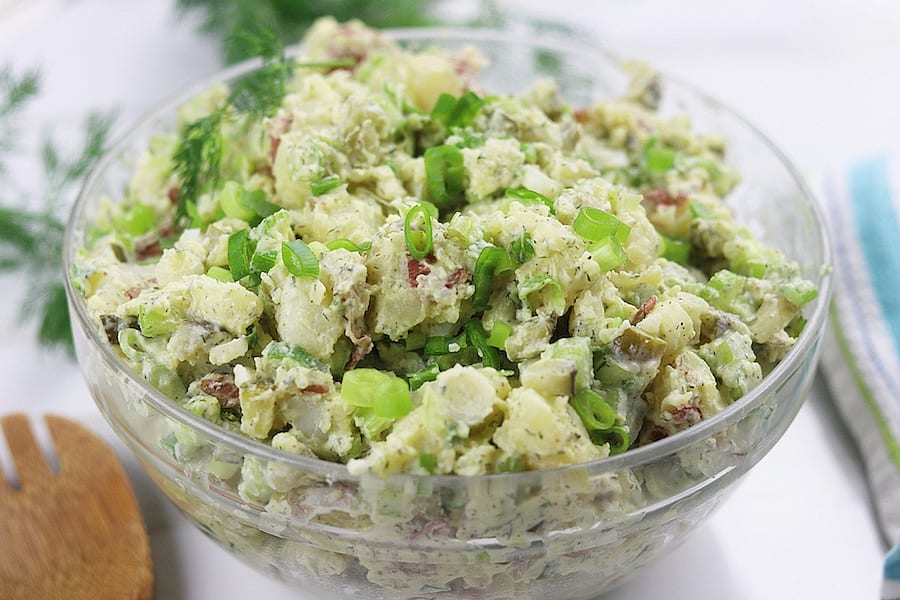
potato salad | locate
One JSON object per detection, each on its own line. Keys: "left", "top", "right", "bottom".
{"left": 72, "top": 18, "right": 817, "bottom": 480}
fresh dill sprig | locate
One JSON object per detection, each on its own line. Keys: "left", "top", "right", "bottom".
{"left": 0, "top": 66, "right": 114, "bottom": 353}
{"left": 176, "top": 0, "right": 439, "bottom": 64}
{"left": 171, "top": 28, "right": 293, "bottom": 223}
{"left": 172, "top": 110, "right": 224, "bottom": 224}
{"left": 227, "top": 28, "right": 288, "bottom": 119}
{"left": 0, "top": 66, "right": 40, "bottom": 180}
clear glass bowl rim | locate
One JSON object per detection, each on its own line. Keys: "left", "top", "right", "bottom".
{"left": 63, "top": 26, "right": 834, "bottom": 484}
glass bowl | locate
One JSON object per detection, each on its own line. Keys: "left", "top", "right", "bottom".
{"left": 63, "top": 27, "right": 832, "bottom": 600}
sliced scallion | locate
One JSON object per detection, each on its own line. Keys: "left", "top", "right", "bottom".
{"left": 117, "top": 204, "right": 156, "bottom": 236}
{"left": 570, "top": 389, "right": 616, "bottom": 432}
{"left": 573, "top": 206, "right": 631, "bottom": 243}
{"left": 509, "top": 231, "right": 535, "bottom": 264}
{"left": 404, "top": 204, "right": 434, "bottom": 260}
{"left": 227, "top": 229, "right": 253, "bottom": 281}
{"left": 264, "top": 341, "right": 328, "bottom": 371}
{"left": 311, "top": 174, "right": 342, "bottom": 196}
{"left": 251, "top": 250, "right": 278, "bottom": 273}
{"left": 589, "top": 236, "right": 627, "bottom": 272}
{"left": 430, "top": 91, "right": 484, "bottom": 128}
{"left": 341, "top": 368, "right": 411, "bottom": 419}
{"left": 464, "top": 319, "right": 501, "bottom": 369}
{"left": 518, "top": 274, "right": 565, "bottom": 313}
{"left": 472, "top": 246, "right": 513, "bottom": 312}
{"left": 206, "top": 266, "right": 232, "bottom": 282}
{"left": 424, "top": 145, "right": 464, "bottom": 206}
{"left": 486, "top": 321, "right": 511, "bottom": 349}
{"left": 505, "top": 187, "right": 555, "bottom": 214}
{"left": 326, "top": 238, "right": 366, "bottom": 252}
{"left": 282, "top": 239, "right": 319, "bottom": 278}
{"left": 660, "top": 233, "right": 690, "bottom": 264}
{"left": 407, "top": 363, "right": 440, "bottom": 391}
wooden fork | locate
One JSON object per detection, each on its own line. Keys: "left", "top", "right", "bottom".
{"left": 0, "top": 413, "right": 153, "bottom": 599}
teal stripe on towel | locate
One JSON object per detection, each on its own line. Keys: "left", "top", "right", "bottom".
{"left": 886, "top": 544, "right": 900, "bottom": 580}
{"left": 849, "top": 156, "right": 900, "bottom": 357}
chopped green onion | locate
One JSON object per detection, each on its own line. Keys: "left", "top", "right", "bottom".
{"left": 509, "top": 231, "right": 536, "bottom": 264}
{"left": 464, "top": 320, "right": 501, "bottom": 369}
{"left": 781, "top": 280, "right": 819, "bottom": 308}
{"left": 455, "top": 131, "right": 486, "bottom": 148}
{"left": 570, "top": 389, "right": 617, "bottom": 433}
{"left": 518, "top": 274, "right": 565, "bottom": 313}
{"left": 220, "top": 181, "right": 256, "bottom": 221}
{"left": 660, "top": 233, "right": 691, "bottom": 264}
{"left": 505, "top": 188, "right": 555, "bottom": 214}
{"left": 241, "top": 272, "right": 262, "bottom": 288}
{"left": 418, "top": 200, "right": 439, "bottom": 220}
{"left": 206, "top": 266, "right": 232, "bottom": 282}
{"left": 645, "top": 141, "right": 677, "bottom": 173}
{"left": 714, "top": 339, "right": 735, "bottom": 365}
{"left": 408, "top": 363, "right": 440, "bottom": 391}
{"left": 311, "top": 174, "right": 342, "bottom": 196}
{"left": 355, "top": 54, "right": 386, "bottom": 83}
{"left": 341, "top": 368, "right": 411, "bottom": 419}
{"left": 418, "top": 452, "right": 437, "bottom": 474}
{"left": 689, "top": 202, "right": 717, "bottom": 220}
{"left": 264, "top": 341, "right": 328, "bottom": 371}
{"left": 404, "top": 204, "right": 434, "bottom": 260}
{"left": 294, "top": 58, "right": 358, "bottom": 69}
{"left": 251, "top": 250, "right": 278, "bottom": 273}
{"left": 430, "top": 91, "right": 484, "bottom": 128}
{"left": 282, "top": 239, "right": 319, "bottom": 278}
{"left": 220, "top": 181, "right": 280, "bottom": 223}
{"left": 592, "top": 425, "right": 630, "bottom": 455}
{"left": 326, "top": 238, "right": 370, "bottom": 252}
{"left": 138, "top": 305, "right": 179, "bottom": 338}
{"left": 424, "top": 145, "right": 465, "bottom": 206}
{"left": 573, "top": 206, "right": 631, "bottom": 243}
{"left": 241, "top": 189, "right": 280, "bottom": 219}
{"left": 472, "top": 246, "right": 513, "bottom": 312}
{"left": 486, "top": 321, "right": 511, "bottom": 349}
{"left": 589, "top": 237, "right": 627, "bottom": 272}
{"left": 227, "top": 229, "right": 253, "bottom": 281}
{"left": 430, "top": 93, "right": 456, "bottom": 123}
{"left": 521, "top": 143, "right": 538, "bottom": 164}
{"left": 116, "top": 204, "right": 155, "bottom": 236}
{"left": 405, "top": 330, "right": 428, "bottom": 351}
{"left": 495, "top": 454, "right": 526, "bottom": 473}
{"left": 424, "top": 334, "right": 466, "bottom": 356}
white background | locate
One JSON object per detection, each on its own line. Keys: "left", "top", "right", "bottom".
{"left": 1, "top": 1, "right": 897, "bottom": 598}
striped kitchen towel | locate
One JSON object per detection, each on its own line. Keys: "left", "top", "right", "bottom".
{"left": 820, "top": 153, "right": 900, "bottom": 600}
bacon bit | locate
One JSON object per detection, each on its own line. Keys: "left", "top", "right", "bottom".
{"left": 444, "top": 267, "right": 471, "bottom": 289}
{"left": 573, "top": 107, "right": 590, "bottom": 123}
{"left": 345, "top": 308, "right": 373, "bottom": 370}
{"left": 266, "top": 113, "right": 292, "bottom": 164}
{"left": 407, "top": 258, "right": 431, "bottom": 288}
{"left": 630, "top": 295, "right": 658, "bottom": 324}
{"left": 670, "top": 404, "right": 703, "bottom": 426}
{"left": 134, "top": 238, "right": 162, "bottom": 261}
{"left": 123, "top": 286, "right": 142, "bottom": 300}
{"left": 347, "top": 335, "right": 372, "bottom": 370}
{"left": 200, "top": 373, "right": 241, "bottom": 410}
{"left": 643, "top": 188, "right": 687, "bottom": 207}
{"left": 300, "top": 383, "right": 330, "bottom": 395}
{"left": 167, "top": 186, "right": 180, "bottom": 205}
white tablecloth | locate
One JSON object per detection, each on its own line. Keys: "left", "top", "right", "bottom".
{"left": 1, "top": 1, "right": 895, "bottom": 598}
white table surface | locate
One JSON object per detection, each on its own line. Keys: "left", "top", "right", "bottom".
{"left": 0, "top": 1, "right": 895, "bottom": 598}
